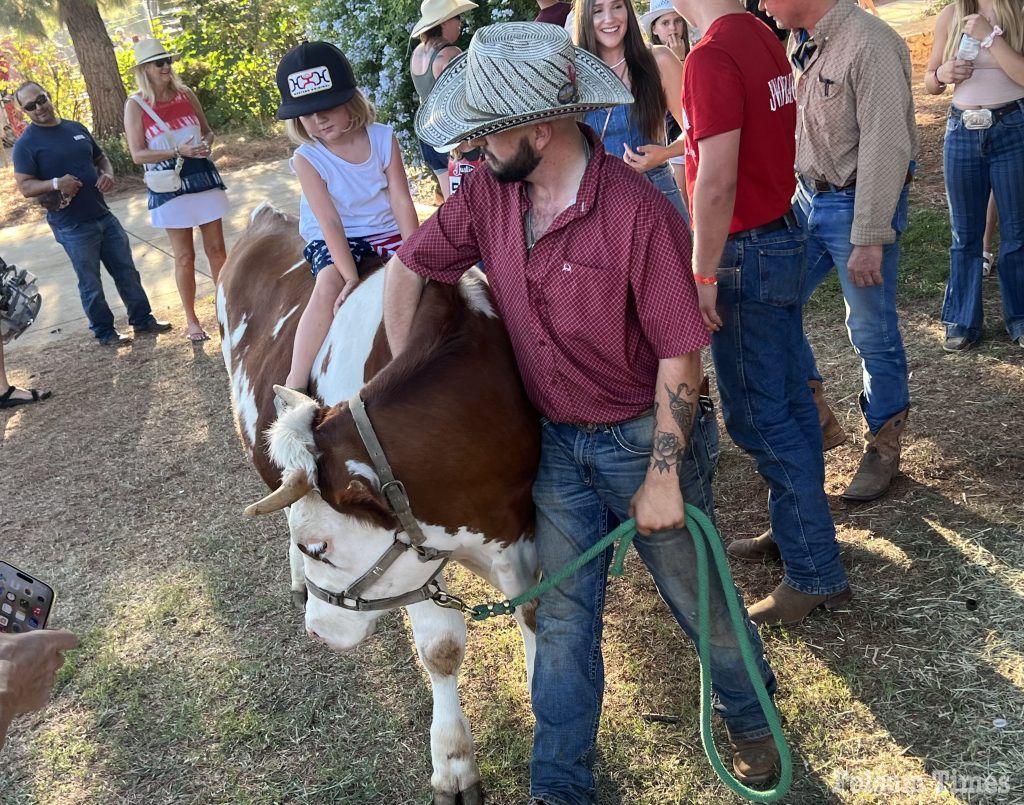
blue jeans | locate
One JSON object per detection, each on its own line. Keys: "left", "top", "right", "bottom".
{"left": 645, "top": 162, "right": 691, "bottom": 226}
{"left": 530, "top": 405, "right": 777, "bottom": 805}
{"left": 795, "top": 178, "right": 911, "bottom": 432}
{"left": 941, "top": 101, "right": 1024, "bottom": 342}
{"left": 50, "top": 212, "right": 155, "bottom": 340}
{"left": 710, "top": 222, "right": 846, "bottom": 597}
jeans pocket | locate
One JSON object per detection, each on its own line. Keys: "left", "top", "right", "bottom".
{"left": 611, "top": 414, "right": 654, "bottom": 456}
{"left": 697, "top": 398, "right": 720, "bottom": 472}
{"left": 999, "top": 107, "right": 1023, "bottom": 128}
{"left": 755, "top": 243, "right": 805, "bottom": 306}
{"left": 945, "top": 113, "right": 962, "bottom": 135}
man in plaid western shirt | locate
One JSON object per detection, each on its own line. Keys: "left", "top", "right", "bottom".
{"left": 384, "top": 22, "right": 780, "bottom": 804}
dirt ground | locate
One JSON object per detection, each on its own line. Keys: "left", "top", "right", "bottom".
{"left": 2, "top": 39, "right": 1023, "bottom": 805}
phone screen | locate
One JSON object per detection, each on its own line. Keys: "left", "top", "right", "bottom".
{"left": 0, "top": 561, "right": 54, "bottom": 633}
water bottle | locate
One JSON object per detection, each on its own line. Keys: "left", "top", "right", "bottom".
{"left": 957, "top": 34, "right": 980, "bottom": 61}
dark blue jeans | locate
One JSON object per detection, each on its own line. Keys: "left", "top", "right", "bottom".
{"left": 795, "top": 179, "right": 911, "bottom": 432}
{"left": 530, "top": 406, "right": 777, "bottom": 805}
{"left": 941, "top": 101, "right": 1024, "bottom": 342}
{"left": 50, "top": 212, "right": 154, "bottom": 340}
{"left": 710, "top": 222, "right": 846, "bottom": 598}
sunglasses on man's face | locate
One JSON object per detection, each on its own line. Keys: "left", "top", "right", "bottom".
{"left": 150, "top": 57, "right": 173, "bottom": 68}
{"left": 23, "top": 94, "right": 49, "bottom": 112}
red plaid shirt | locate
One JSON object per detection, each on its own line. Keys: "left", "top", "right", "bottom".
{"left": 398, "top": 125, "right": 709, "bottom": 424}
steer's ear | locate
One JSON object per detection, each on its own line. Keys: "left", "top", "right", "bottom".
{"left": 323, "top": 479, "right": 397, "bottom": 531}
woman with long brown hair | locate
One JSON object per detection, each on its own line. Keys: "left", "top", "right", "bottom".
{"left": 925, "top": 0, "right": 1024, "bottom": 351}
{"left": 573, "top": 0, "right": 688, "bottom": 219}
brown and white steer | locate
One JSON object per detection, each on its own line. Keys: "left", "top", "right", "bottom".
{"left": 217, "top": 204, "right": 540, "bottom": 804}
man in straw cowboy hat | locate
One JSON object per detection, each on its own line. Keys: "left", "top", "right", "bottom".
{"left": 383, "top": 22, "right": 780, "bottom": 802}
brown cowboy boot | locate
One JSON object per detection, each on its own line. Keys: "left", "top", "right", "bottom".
{"left": 731, "top": 734, "right": 780, "bottom": 787}
{"left": 808, "top": 380, "right": 847, "bottom": 451}
{"left": 747, "top": 581, "right": 853, "bottom": 626}
{"left": 841, "top": 401, "right": 910, "bottom": 502}
{"left": 727, "top": 529, "right": 781, "bottom": 563}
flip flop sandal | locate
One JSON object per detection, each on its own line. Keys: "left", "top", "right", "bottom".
{"left": 0, "top": 385, "right": 52, "bottom": 410}
{"left": 186, "top": 328, "right": 211, "bottom": 342}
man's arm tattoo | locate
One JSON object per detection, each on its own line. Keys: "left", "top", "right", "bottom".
{"left": 666, "top": 382, "right": 697, "bottom": 447}
{"left": 649, "top": 402, "right": 683, "bottom": 475}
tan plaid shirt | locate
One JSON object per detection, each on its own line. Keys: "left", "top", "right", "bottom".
{"left": 791, "top": 2, "right": 918, "bottom": 245}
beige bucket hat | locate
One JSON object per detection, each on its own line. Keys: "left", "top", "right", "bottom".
{"left": 411, "top": 0, "right": 479, "bottom": 39}
{"left": 133, "top": 38, "right": 175, "bottom": 66}
{"left": 415, "top": 22, "right": 633, "bottom": 150}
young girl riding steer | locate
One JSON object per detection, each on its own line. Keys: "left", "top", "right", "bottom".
{"left": 275, "top": 42, "right": 419, "bottom": 392}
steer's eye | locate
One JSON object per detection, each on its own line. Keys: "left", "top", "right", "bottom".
{"left": 298, "top": 541, "right": 330, "bottom": 562}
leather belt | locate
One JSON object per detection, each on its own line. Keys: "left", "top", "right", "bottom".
{"left": 951, "top": 98, "right": 1024, "bottom": 124}
{"left": 728, "top": 209, "right": 797, "bottom": 241}
{"left": 803, "top": 169, "right": 913, "bottom": 194}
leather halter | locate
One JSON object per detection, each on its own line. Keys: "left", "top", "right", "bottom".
{"left": 302, "top": 394, "right": 457, "bottom": 613}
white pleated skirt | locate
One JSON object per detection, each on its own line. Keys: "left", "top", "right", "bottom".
{"left": 151, "top": 188, "right": 230, "bottom": 229}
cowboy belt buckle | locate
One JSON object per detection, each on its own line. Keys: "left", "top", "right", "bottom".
{"left": 962, "top": 108, "right": 993, "bottom": 130}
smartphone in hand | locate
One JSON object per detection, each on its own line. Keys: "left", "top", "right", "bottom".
{"left": 0, "top": 561, "right": 54, "bottom": 634}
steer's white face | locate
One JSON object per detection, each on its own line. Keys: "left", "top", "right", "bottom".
{"left": 288, "top": 496, "right": 448, "bottom": 653}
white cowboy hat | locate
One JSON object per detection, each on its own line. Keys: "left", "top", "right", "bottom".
{"left": 133, "top": 38, "right": 175, "bottom": 66}
{"left": 411, "top": 0, "right": 479, "bottom": 39}
{"left": 415, "top": 22, "right": 633, "bottom": 150}
{"left": 639, "top": 0, "right": 680, "bottom": 38}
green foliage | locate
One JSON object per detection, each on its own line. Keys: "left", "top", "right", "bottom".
{"left": 305, "top": 0, "right": 542, "bottom": 166}
{"left": 161, "top": 0, "right": 311, "bottom": 128}
{"left": 0, "top": 35, "right": 91, "bottom": 125}
{"left": 96, "top": 132, "right": 136, "bottom": 176}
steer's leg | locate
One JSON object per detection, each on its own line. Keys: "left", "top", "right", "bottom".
{"left": 405, "top": 598, "right": 482, "bottom": 805}
{"left": 287, "top": 538, "right": 307, "bottom": 610}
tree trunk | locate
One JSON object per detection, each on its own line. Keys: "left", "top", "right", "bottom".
{"left": 60, "top": 0, "right": 126, "bottom": 138}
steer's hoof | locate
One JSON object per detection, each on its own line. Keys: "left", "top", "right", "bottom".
{"left": 432, "top": 782, "right": 484, "bottom": 805}
{"left": 290, "top": 588, "right": 308, "bottom": 611}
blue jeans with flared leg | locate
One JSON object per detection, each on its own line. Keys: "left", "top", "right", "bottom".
{"left": 941, "top": 101, "right": 1024, "bottom": 343}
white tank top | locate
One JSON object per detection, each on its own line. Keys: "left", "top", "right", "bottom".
{"left": 293, "top": 123, "right": 399, "bottom": 243}
{"left": 953, "top": 43, "right": 1024, "bottom": 108}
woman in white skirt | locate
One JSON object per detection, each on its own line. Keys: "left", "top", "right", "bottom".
{"left": 124, "top": 38, "right": 230, "bottom": 341}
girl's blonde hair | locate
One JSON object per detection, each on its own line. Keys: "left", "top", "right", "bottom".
{"left": 942, "top": 0, "right": 1024, "bottom": 61}
{"left": 285, "top": 90, "right": 376, "bottom": 145}
{"left": 132, "top": 63, "right": 188, "bottom": 105}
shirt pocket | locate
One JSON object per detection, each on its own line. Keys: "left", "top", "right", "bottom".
{"left": 544, "top": 261, "right": 624, "bottom": 353}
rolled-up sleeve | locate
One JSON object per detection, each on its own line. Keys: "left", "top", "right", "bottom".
{"left": 630, "top": 197, "right": 710, "bottom": 358}
{"left": 397, "top": 176, "right": 482, "bottom": 285}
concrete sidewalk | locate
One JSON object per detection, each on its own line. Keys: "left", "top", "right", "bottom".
{"left": 2, "top": 159, "right": 438, "bottom": 354}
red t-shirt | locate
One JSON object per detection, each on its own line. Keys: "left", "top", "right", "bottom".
{"left": 398, "top": 125, "right": 709, "bottom": 425}
{"left": 681, "top": 12, "right": 796, "bottom": 233}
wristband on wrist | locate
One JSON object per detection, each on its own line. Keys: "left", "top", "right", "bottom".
{"left": 981, "top": 26, "right": 1003, "bottom": 49}
{"left": 693, "top": 273, "right": 718, "bottom": 286}
{"left": 52, "top": 177, "right": 59, "bottom": 190}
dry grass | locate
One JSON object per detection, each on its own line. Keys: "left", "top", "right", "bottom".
{"left": 1, "top": 52, "right": 1023, "bottom": 805}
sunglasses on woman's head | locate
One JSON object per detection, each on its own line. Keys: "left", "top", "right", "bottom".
{"left": 151, "top": 57, "right": 173, "bottom": 67}
{"left": 22, "top": 94, "right": 49, "bottom": 112}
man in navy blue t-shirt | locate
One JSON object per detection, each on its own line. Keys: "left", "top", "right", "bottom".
{"left": 12, "top": 81, "right": 171, "bottom": 346}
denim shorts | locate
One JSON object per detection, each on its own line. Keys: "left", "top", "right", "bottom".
{"left": 419, "top": 138, "right": 449, "bottom": 173}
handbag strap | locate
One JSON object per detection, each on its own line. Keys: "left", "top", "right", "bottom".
{"left": 130, "top": 93, "right": 173, "bottom": 135}
{"left": 131, "top": 94, "right": 185, "bottom": 174}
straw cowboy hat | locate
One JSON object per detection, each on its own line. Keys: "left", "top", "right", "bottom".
{"left": 411, "top": 0, "right": 479, "bottom": 39}
{"left": 415, "top": 22, "right": 633, "bottom": 150}
{"left": 639, "top": 0, "right": 679, "bottom": 37}
{"left": 133, "top": 38, "right": 175, "bottom": 67}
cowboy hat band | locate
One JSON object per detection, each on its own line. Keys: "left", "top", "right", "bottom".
{"left": 415, "top": 22, "right": 633, "bottom": 151}
{"left": 411, "top": 0, "right": 478, "bottom": 39}
{"left": 134, "top": 38, "right": 176, "bottom": 66}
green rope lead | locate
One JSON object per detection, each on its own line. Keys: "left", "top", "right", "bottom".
{"left": 469, "top": 504, "right": 792, "bottom": 803}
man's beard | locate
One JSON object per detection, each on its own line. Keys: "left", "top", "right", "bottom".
{"left": 484, "top": 136, "right": 541, "bottom": 183}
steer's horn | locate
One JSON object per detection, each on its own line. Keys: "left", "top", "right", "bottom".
{"left": 273, "top": 384, "right": 315, "bottom": 410}
{"left": 244, "top": 470, "right": 313, "bottom": 516}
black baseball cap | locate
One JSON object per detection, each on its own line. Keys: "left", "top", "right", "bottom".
{"left": 276, "top": 41, "right": 357, "bottom": 120}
